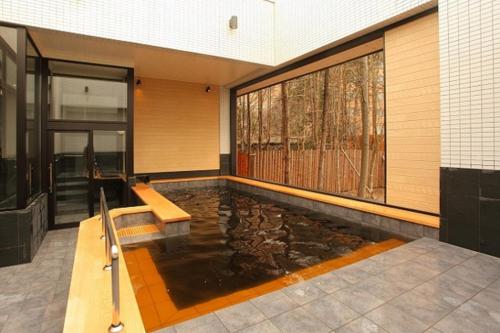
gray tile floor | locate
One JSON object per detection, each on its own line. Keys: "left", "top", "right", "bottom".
{"left": 1, "top": 232, "right": 499, "bottom": 333}
{"left": 155, "top": 238, "right": 500, "bottom": 333}
{"left": 0, "top": 228, "right": 78, "bottom": 333}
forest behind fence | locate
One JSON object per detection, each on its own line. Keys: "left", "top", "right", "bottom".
{"left": 236, "top": 50, "right": 386, "bottom": 202}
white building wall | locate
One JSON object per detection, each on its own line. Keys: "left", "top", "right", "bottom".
{"left": 274, "top": 0, "right": 436, "bottom": 64}
{"left": 439, "top": 0, "right": 500, "bottom": 170}
{"left": 0, "top": 0, "right": 275, "bottom": 65}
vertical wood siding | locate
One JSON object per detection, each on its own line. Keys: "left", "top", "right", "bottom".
{"left": 385, "top": 12, "right": 440, "bottom": 214}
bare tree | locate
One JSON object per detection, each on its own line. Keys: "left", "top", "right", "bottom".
{"left": 281, "top": 82, "right": 290, "bottom": 184}
{"left": 246, "top": 94, "right": 251, "bottom": 176}
{"left": 317, "top": 68, "right": 330, "bottom": 190}
{"left": 368, "top": 53, "right": 383, "bottom": 195}
{"left": 358, "top": 57, "right": 370, "bottom": 197}
{"left": 257, "top": 90, "right": 263, "bottom": 179}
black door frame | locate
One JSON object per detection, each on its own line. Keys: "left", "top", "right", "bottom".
{"left": 47, "top": 129, "right": 92, "bottom": 229}
{"left": 40, "top": 59, "right": 134, "bottom": 229}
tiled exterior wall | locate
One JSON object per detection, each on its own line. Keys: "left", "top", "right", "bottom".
{"left": 274, "top": 0, "right": 436, "bottom": 64}
{"left": 439, "top": 0, "right": 500, "bottom": 170}
{"left": 1, "top": 0, "right": 438, "bottom": 67}
{"left": 0, "top": 0, "right": 274, "bottom": 65}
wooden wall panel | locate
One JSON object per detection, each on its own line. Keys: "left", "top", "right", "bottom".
{"left": 385, "top": 13, "right": 440, "bottom": 214}
{"left": 134, "top": 78, "right": 220, "bottom": 174}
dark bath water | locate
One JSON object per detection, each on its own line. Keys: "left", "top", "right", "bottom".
{"left": 123, "top": 187, "right": 400, "bottom": 308}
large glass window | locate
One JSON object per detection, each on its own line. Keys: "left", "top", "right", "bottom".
{"left": 49, "top": 61, "right": 128, "bottom": 122}
{"left": 0, "top": 26, "right": 18, "bottom": 209}
{"left": 236, "top": 51, "right": 385, "bottom": 202}
{"left": 93, "top": 130, "right": 126, "bottom": 178}
{"left": 93, "top": 130, "right": 126, "bottom": 211}
{"left": 26, "top": 37, "right": 41, "bottom": 202}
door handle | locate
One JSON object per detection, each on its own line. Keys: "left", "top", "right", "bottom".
{"left": 49, "top": 162, "right": 53, "bottom": 193}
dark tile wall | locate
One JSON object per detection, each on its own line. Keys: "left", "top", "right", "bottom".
{"left": 0, "top": 193, "right": 48, "bottom": 267}
{"left": 440, "top": 168, "right": 500, "bottom": 257}
{"left": 219, "top": 154, "right": 231, "bottom": 175}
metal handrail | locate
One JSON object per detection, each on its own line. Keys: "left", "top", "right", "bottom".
{"left": 100, "top": 187, "right": 124, "bottom": 333}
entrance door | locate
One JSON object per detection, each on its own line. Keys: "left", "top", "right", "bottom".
{"left": 48, "top": 131, "right": 93, "bottom": 227}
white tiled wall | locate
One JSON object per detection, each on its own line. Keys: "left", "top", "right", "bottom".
{"left": 274, "top": 0, "right": 436, "bottom": 64}
{"left": 440, "top": 0, "right": 500, "bottom": 170}
{"left": 0, "top": 0, "right": 275, "bottom": 65}
{"left": 1, "top": 0, "right": 438, "bottom": 67}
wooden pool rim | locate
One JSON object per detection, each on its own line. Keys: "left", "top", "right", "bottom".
{"left": 149, "top": 176, "right": 439, "bottom": 229}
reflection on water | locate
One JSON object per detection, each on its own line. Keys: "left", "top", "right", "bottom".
{"left": 123, "top": 187, "right": 399, "bottom": 309}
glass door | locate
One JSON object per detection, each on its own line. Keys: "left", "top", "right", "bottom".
{"left": 48, "top": 131, "right": 92, "bottom": 227}
{"left": 92, "top": 130, "right": 127, "bottom": 212}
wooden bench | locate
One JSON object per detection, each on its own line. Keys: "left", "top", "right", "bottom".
{"left": 64, "top": 209, "right": 148, "bottom": 333}
{"left": 131, "top": 183, "right": 191, "bottom": 223}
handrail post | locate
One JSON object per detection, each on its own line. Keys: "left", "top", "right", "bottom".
{"left": 100, "top": 190, "right": 105, "bottom": 240}
{"left": 100, "top": 186, "right": 124, "bottom": 331}
{"left": 103, "top": 211, "right": 112, "bottom": 271}
{"left": 109, "top": 245, "right": 124, "bottom": 332}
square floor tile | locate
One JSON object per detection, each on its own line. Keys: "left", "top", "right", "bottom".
{"left": 412, "top": 273, "right": 482, "bottom": 308}
{"left": 445, "top": 264, "right": 498, "bottom": 289}
{"left": 337, "top": 317, "right": 388, "bottom": 333}
{"left": 351, "top": 258, "right": 390, "bottom": 275}
{"left": 412, "top": 254, "right": 455, "bottom": 273}
{"left": 302, "top": 294, "right": 359, "bottom": 329}
{"left": 366, "top": 303, "right": 429, "bottom": 333}
{"left": 237, "top": 320, "right": 281, "bottom": 333}
{"left": 428, "top": 245, "right": 475, "bottom": 265}
{"left": 334, "top": 265, "right": 372, "bottom": 284}
{"left": 250, "top": 290, "right": 298, "bottom": 318}
{"left": 215, "top": 301, "right": 265, "bottom": 332}
{"left": 282, "top": 281, "right": 326, "bottom": 305}
{"left": 355, "top": 276, "right": 406, "bottom": 302}
{"left": 174, "top": 313, "right": 223, "bottom": 333}
{"left": 389, "top": 290, "right": 453, "bottom": 326}
{"left": 376, "top": 262, "right": 439, "bottom": 290}
{"left": 333, "top": 285, "right": 385, "bottom": 314}
{"left": 487, "top": 278, "right": 500, "bottom": 296}
{"left": 271, "top": 307, "right": 330, "bottom": 333}
{"left": 309, "top": 272, "right": 350, "bottom": 293}
{"left": 433, "top": 303, "right": 499, "bottom": 333}
{"left": 469, "top": 289, "right": 500, "bottom": 314}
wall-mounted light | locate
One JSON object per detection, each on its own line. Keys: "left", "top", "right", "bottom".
{"left": 84, "top": 86, "right": 89, "bottom": 93}
{"left": 229, "top": 16, "right": 238, "bottom": 29}
{"left": 136, "top": 79, "right": 142, "bottom": 86}
{"left": 205, "top": 86, "right": 211, "bottom": 93}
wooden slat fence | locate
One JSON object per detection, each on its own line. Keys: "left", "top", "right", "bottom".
{"left": 237, "top": 149, "right": 385, "bottom": 201}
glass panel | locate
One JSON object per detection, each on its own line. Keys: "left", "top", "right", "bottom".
{"left": 49, "top": 76, "right": 127, "bottom": 122}
{"left": 236, "top": 50, "right": 386, "bottom": 202}
{"left": 26, "top": 37, "right": 41, "bottom": 202}
{"left": 0, "top": 26, "right": 18, "bottom": 209}
{"left": 93, "top": 130, "right": 126, "bottom": 211}
{"left": 53, "top": 132, "right": 89, "bottom": 224}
